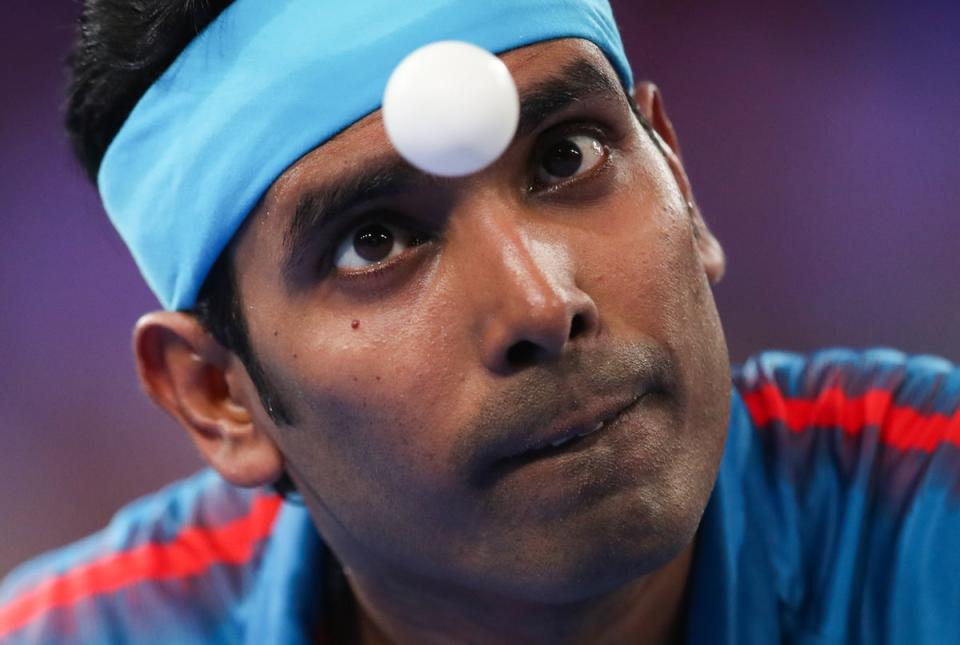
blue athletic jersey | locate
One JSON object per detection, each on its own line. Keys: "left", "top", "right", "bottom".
{"left": 2, "top": 349, "right": 958, "bottom": 643}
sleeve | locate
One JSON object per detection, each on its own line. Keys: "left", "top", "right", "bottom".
{"left": 0, "top": 470, "right": 278, "bottom": 644}
{"left": 733, "top": 348, "right": 960, "bottom": 643}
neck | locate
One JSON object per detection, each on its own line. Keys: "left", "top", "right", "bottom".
{"left": 343, "top": 541, "right": 695, "bottom": 645}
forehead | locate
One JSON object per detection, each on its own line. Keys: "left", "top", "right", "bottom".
{"left": 262, "top": 39, "right": 618, "bottom": 206}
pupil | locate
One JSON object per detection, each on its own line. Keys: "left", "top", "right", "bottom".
{"left": 354, "top": 224, "right": 394, "bottom": 262}
{"left": 543, "top": 140, "right": 583, "bottom": 178}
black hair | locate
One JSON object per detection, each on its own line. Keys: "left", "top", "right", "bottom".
{"left": 66, "top": 0, "right": 295, "bottom": 426}
{"left": 67, "top": 0, "right": 234, "bottom": 183}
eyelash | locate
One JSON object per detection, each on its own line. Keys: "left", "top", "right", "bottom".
{"left": 527, "top": 123, "right": 612, "bottom": 193}
{"left": 323, "top": 214, "right": 434, "bottom": 278}
{"left": 324, "top": 120, "right": 615, "bottom": 281}
{"left": 331, "top": 247, "right": 422, "bottom": 285}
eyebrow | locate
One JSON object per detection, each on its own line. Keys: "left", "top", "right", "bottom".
{"left": 516, "top": 57, "right": 622, "bottom": 138}
{"left": 282, "top": 159, "right": 425, "bottom": 277}
{"left": 281, "top": 56, "right": 623, "bottom": 278}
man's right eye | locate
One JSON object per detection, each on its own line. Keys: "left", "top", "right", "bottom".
{"left": 332, "top": 220, "right": 428, "bottom": 273}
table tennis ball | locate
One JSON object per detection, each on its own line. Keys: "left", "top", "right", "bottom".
{"left": 383, "top": 41, "right": 520, "bottom": 177}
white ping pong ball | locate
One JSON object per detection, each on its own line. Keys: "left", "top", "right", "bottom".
{"left": 383, "top": 41, "right": 520, "bottom": 177}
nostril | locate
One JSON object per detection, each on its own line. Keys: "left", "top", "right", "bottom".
{"left": 569, "top": 313, "right": 588, "bottom": 339}
{"left": 506, "top": 340, "right": 540, "bottom": 368}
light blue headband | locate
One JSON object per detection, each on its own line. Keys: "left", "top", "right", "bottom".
{"left": 98, "top": 0, "right": 634, "bottom": 310}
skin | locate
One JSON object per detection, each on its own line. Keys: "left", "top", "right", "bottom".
{"left": 134, "top": 39, "right": 731, "bottom": 644}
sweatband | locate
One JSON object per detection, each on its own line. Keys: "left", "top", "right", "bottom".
{"left": 98, "top": 0, "right": 634, "bottom": 310}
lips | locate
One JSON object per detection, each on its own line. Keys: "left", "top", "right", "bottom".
{"left": 468, "top": 391, "right": 651, "bottom": 489}
{"left": 498, "top": 390, "right": 650, "bottom": 462}
{"left": 459, "top": 345, "right": 678, "bottom": 489}
{"left": 548, "top": 419, "right": 605, "bottom": 449}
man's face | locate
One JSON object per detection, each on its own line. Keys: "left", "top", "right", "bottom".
{"left": 231, "top": 39, "right": 731, "bottom": 601}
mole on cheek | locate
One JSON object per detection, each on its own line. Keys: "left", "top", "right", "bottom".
{"left": 351, "top": 319, "right": 360, "bottom": 330}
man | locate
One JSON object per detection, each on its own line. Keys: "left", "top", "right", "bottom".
{"left": 1, "top": 0, "right": 957, "bottom": 643}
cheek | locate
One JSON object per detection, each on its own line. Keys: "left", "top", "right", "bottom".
{"left": 260, "top": 298, "right": 471, "bottom": 487}
{"left": 579, "top": 183, "right": 698, "bottom": 337}
{"left": 578, "top": 165, "right": 729, "bottom": 410}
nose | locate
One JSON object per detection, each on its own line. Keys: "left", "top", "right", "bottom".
{"left": 464, "top": 209, "right": 600, "bottom": 374}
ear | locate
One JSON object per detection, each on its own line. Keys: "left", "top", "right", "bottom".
{"left": 133, "top": 311, "right": 284, "bottom": 488}
{"left": 632, "top": 82, "right": 726, "bottom": 283}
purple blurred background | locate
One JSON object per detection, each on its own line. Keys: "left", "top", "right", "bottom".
{"left": 1, "top": 1, "right": 957, "bottom": 577}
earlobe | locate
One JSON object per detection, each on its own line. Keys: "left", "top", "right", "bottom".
{"left": 133, "top": 311, "right": 284, "bottom": 488}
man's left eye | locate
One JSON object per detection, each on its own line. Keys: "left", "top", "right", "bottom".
{"left": 534, "top": 133, "right": 607, "bottom": 186}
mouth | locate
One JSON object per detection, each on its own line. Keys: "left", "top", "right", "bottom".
{"left": 485, "top": 390, "right": 653, "bottom": 479}
{"left": 460, "top": 346, "right": 679, "bottom": 490}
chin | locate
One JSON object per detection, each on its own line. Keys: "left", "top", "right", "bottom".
{"left": 483, "top": 490, "right": 703, "bottom": 605}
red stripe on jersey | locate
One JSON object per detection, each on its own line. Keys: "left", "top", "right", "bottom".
{"left": 742, "top": 384, "right": 960, "bottom": 452}
{"left": 0, "top": 493, "right": 283, "bottom": 640}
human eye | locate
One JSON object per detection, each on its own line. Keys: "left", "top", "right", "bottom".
{"left": 332, "top": 218, "right": 430, "bottom": 274}
{"left": 531, "top": 128, "right": 609, "bottom": 190}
